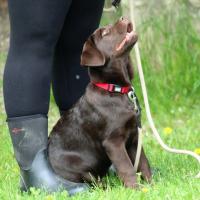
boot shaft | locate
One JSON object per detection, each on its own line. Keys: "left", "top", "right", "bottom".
{"left": 7, "top": 115, "right": 48, "bottom": 170}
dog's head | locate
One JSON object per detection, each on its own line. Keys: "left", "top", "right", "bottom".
{"left": 81, "top": 18, "right": 138, "bottom": 67}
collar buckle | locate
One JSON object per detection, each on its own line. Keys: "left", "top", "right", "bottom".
{"left": 113, "top": 85, "right": 122, "bottom": 93}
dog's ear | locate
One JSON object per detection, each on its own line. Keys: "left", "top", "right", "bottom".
{"left": 127, "top": 56, "right": 134, "bottom": 80}
{"left": 81, "top": 37, "right": 105, "bottom": 67}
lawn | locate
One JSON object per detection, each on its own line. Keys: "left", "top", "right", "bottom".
{"left": 0, "top": 2, "right": 200, "bottom": 200}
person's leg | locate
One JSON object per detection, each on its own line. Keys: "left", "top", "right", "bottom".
{"left": 4, "top": 0, "right": 71, "bottom": 117}
{"left": 3, "top": 0, "right": 87, "bottom": 194}
{"left": 52, "top": 0, "right": 105, "bottom": 113}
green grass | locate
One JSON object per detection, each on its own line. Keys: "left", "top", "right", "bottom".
{"left": 0, "top": 2, "right": 200, "bottom": 200}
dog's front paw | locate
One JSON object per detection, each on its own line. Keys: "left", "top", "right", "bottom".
{"left": 123, "top": 176, "right": 138, "bottom": 189}
{"left": 125, "top": 181, "right": 139, "bottom": 189}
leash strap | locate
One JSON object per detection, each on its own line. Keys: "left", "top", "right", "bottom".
{"left": 133, "top": 127, "right": 143, "bottom": 173}
{"left": 128, "top": 0, "right": 200, "bottom": 178}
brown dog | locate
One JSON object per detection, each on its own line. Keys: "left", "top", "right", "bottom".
{"left": 48, "top": 18, "right": 152, "bottom": 188}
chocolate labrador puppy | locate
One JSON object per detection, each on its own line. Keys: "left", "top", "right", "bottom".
{"left": 48, "top": 18, "right": 152, "bottom": 188}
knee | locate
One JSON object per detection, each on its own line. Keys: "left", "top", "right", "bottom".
{"left": 10, "top": 26, "right": 59, "bottom": 57}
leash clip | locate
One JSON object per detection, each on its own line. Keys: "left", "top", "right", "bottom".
{"left": 128, "top": 87, "right": 139, "bottom": 112}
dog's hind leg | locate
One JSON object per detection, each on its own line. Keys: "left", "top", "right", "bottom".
{"left": 127, "top": 145, "right": 152, "bottom": 182}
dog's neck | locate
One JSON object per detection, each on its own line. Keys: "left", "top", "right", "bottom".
{"left": 89, "top": 55, "right": 132, "bottom": 86}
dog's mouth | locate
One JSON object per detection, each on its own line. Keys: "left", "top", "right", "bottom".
{"left": 116, "top": 22, "right": 137, "bottom": 52}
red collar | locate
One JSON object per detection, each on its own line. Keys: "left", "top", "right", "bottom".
{"left": 93, "top": 82, "right": 131, "bottom": 94}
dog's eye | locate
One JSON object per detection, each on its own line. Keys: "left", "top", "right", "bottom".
{"left": 101, "top": 29, "right": 110, "bottom": 37}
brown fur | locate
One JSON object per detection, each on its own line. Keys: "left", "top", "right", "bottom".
{"left": 48, "top": 18, "right": 151, "bottom": 188}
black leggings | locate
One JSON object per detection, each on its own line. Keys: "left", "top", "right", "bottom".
{"left": 3, "top": 0, "right": 104, "bottom": 118}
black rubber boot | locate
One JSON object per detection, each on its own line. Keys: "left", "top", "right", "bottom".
{"left": 7, "top": 114, "right": 88, "bottom": 195}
